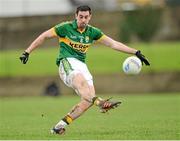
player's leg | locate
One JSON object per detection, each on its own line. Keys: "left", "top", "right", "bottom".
{"left": 51, "top": 74, "right": 95, "bottom": 135}
{"left": 51, "top": 58, "right": 121, "bottom": 134}
{"left": 67, "top": 73, "right": 121, "bottom": 117}
{"left": 52, "top": 72, "right": 120, "bottom": 134}
{"left": 72, "top": 72, "right": 121, "bottom": 113}
{"left": 68, "top": 75, "right": 96, "bottom": 120}
{"left": 72, "top": 73, "right": 95, "bottom": 102}
{"left": 51, "top": 58, "right": 95, "bottom": 134}
{"left": 52, "top": 99, "right": 92, "bottom": 134}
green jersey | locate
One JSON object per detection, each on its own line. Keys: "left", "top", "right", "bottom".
{"left": 53, "top": 20, "right": 104, "bottom": 66}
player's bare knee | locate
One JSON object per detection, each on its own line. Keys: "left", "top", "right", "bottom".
{"left": 71, "top": 73, "right": 93, "bottom": 102}
{"left": 72, "top": 74, "right": 90, "bottom": 92}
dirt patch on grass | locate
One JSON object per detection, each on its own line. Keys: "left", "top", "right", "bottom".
{"left": 0, "top": 72, "right": 180, "bottom": 97}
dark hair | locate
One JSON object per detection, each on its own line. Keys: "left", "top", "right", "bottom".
{"left": 76, "top": 5, "right": 91, "bottom": 15}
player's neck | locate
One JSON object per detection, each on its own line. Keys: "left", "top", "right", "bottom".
{"left": 78, "top": 27, "right": 85, "bottom": 31}
{"left": 77, "top": 27, "right": 86, "bottom": 33}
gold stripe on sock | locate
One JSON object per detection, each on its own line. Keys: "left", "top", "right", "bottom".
{"left": 66, "top": 115, "right": 73, "bottom": 124}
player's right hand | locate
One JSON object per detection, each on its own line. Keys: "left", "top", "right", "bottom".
{"left": 19, "top": 51, "right": 29, "bottom": 64}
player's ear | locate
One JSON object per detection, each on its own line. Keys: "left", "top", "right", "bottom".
{"left": 89, "top": 14, "right": 92, "bottom": 19}
{"left": 75, "top": 13, "right": 78, "bottom": 19}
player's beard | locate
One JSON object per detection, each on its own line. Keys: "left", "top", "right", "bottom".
{"left": 79, "top": 23, "right": 87, "bottom": 29}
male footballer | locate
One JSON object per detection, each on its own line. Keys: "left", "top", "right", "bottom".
{"left": 20, "top": 5, "right": 150, "bottom": 135}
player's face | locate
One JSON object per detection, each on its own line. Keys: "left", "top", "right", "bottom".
{"left": 76, "top": 11, "right": 91, "bottom": 30}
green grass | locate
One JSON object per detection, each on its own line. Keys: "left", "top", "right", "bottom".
{"left": 0, "top": 42, "right": 180, "bottom": 77}
{"left": 0, "top": 93, "right": 180, "bottom": 140}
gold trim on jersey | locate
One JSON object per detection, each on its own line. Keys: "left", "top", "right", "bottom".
{"left": 77, "top": 28, "right": 86, "bottom": 34}
{"left": 51, "top": 27, "right": 57, "bottom": 36}
{"left": 59, "top": 37, "right": 91, "bottom": 53}
{"left": 97, "top": 34, "right": 106, "bottom": 42}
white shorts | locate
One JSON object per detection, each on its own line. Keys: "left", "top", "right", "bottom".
{"left": 58, "top": 58, "right": 93, "bottom": 88}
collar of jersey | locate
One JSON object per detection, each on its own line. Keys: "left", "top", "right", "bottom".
{"left": 72, "top": 19, "right": 87, "bottom": 34}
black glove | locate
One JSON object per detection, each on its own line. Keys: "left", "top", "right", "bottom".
{"left": 19, "top": 51, "right": 29, "bottom": 64}
{"left": 135, "top": 50, "right": 150, "bottom": 66}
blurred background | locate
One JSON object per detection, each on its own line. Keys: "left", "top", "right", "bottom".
{"left": 1, "top": 1, "right": 180, "bottom": 139}
{"left": 0, "top": 0, "right": 180, "bottom": 96}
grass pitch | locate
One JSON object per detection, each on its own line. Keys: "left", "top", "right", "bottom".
{"left": 0, "top": 93, "right": 179, "bottom": 140}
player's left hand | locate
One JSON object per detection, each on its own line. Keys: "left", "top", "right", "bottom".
{"left": 19, "top": 51, "right": 29, "bottom": 64}
{"left": 135, "top": 50, "right": 150, "bottom": 66}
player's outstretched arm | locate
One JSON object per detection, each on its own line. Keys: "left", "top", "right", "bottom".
{"left": 99, "top": 35, "right": 150, "bottom": 66}
{"left": 20, "top": 28, "right": 57, "bottom": 64}
{"left": 99, "top": 35, "right": 137, "bottom": 54}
